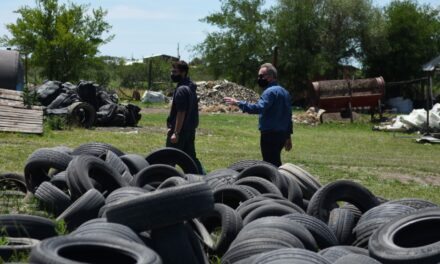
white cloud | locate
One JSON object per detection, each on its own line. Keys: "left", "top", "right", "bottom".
{"left": 107, "top": 5, "right": 173, "bottom": 21}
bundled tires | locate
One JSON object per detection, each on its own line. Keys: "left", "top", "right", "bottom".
{"left": 0, "top": 143, "right": 440, "bottom": 263}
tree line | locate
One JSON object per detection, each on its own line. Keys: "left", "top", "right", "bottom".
{"left": 2, "top": 0, "right": 440, "bottom": 96}
{"left": 196, "top": 0, "right": 440, "bottom": 94}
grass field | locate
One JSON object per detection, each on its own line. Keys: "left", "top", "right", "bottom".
{"left": 1, "top": 109, "right": 440, "bottom": 203}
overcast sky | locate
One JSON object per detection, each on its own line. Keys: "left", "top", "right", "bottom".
{"left": 1, "top": 0, "right": 439, "bottom": 61}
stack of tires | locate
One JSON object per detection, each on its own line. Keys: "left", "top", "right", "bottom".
{"left": 0, "top": 142, "right": 439, "bottom": 263}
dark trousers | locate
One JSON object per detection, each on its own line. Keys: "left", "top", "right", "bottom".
{"left": 260, "top": 131, "right": 288, "bottom": 167}
{"left": 166, "top": 129, "right": 205, "bottom": 174}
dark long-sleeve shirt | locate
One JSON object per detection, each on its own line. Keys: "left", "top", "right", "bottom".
{"left": 238, "top": 82, "right": 293, "bottom": 134}
{"left": 167, "top": 77, "right": 199, "bottom": 131}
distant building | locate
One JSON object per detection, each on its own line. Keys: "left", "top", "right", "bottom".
{"left": 143, "top": 54, "right": 179, "bottom": 63}
{"left": 124, "top": 59, "right": 145, "bottom": 66}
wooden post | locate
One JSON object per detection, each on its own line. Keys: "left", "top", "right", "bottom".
{"left": 148, "top": 59, "right": 153, "bottom": 90}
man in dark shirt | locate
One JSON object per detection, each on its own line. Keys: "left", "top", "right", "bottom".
{"left": 225, "top": 63, "right": 293, "bottom": 167}
{"left": 167, "top": 60, "right": 204, "bottom": 174}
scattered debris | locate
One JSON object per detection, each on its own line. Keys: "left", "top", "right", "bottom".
{"left": 142, "top": 90, "right": 166, "bottom": 103}
{"left": 373, "top": 103, "right": 440, "bottom": 132}
{"left": 196, "top": 80, "right": 259, "bottom": 113}
{"left": 293, "top": 107, "right": 326, "bottom": 126}
{"left": 37, "top": 80, "right": 141, "bottom": 128}
{"left": 417, "top": 135, "right": 440, "bottom": 144}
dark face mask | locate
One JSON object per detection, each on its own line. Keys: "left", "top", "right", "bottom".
{"left": 258, "top": 77, "right": 269, "bottom": 88}
{"left": 171, "top": 74, "right": 182, "bottom": 83}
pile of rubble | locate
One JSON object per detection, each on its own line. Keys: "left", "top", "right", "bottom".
{"left": 293, "top": 107, "right": 326, "bottom": 126}
{"left": 36, "top": 81, "right": 141, "bottom": 128}
{"left": 196, "top": 80, "right": 260, "bottom": 113}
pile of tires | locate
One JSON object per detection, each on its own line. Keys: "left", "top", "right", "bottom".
{"left": 0, "top": 142, "right": 439, "bottom": 264}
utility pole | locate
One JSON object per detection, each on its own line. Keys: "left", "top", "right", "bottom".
{"left": 177, "top": 43, "right": 180, "bottom": 60}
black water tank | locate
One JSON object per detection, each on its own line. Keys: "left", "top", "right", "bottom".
{"left": 0, "top": 50, "right": 24, "bottom": 90}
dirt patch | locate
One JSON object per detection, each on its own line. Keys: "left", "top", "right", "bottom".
{"left": 95, "top": 125, "right": 212, "bottom": 136}
{"left": 330, "top": 165, "right": 440, "bottom": 186}
{"left": 140, "top": 107, "right": 169, "bottom": 114}
{"left": 379, "top": 172, "right": 440, "bottom": 186}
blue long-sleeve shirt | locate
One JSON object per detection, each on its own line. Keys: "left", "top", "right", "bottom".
{"left": 238, "top": 82, "right": 293, "bottom": 134}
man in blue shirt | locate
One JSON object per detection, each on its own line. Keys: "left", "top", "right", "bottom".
{"left": 224, "top": 63, "right": 293, "bottom": 167}
{"left": 167, "top": 60, "right": 204, "bottom": 174}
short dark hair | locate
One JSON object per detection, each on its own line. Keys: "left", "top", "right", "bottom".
{"left": 172, "top": 60, "right": 189, "bottom": 76}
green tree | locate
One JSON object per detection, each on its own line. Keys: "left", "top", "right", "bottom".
{"left": 362, "top": 0, "right": 440, "bottom": 82}
{"left": 1, "top": 0, "right": 113, "bottom": 82}
{"left": 196, "top": 0, "right": 272, "bottom": 87}
{"left": 271, "top": 0, "right": 324, "bottom": 93}
{"left": 272, "top": 0, "right": 375, "bottom": 93}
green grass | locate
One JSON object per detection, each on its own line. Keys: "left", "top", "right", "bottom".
{"left": 1, "top": 112, "right": 440, "bottom": 205}
{"left": 0, "top": 111, "right": 440, "bottom": 263}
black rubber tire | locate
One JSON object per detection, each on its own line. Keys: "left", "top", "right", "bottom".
{"left": 334, "top": 254, "right": 382, "bottom": 264}
{"left": 56, "top": 188, "right": 105, "bottom": 231}
{"left": 71, "top": 222, "right": 144, "bottom": 245}
{"left": 51, "top": 146, "right": 73, "bottom": 155}
{"left": 185, "top": 174, "right": 204, "bottom": 182}
{"left": 228, "top": 160, "right": 276, "bottom": 172}
{"left": 120, "top": 154, "right": 150, "bottom": 175}
{"left": 221, "top": 238, "right": 291, "bottom": 264}
{"left": 77, "top": 217, "right": 108, "bottom": 229}
{"left": 24, "top": 148, "right": 73, "bottom": 193}
{"left": 35, "top": 181, "right": 71, "bottom": 215}
{"left": 279, "top": 163, "right": 321, "bottom": 200}
{"left": 72, "top": 142, "right": 125, "bottom": 157}
{"left": 284, "top": 213, "right": 339, "bottom": 249}
{"left": 243, "top": 203, "right": 304, "bottom": 225}
{"left": 184, "top": 223, "right": 210, "bottom": 264}
{"left": 358, "top": 203, "right": 416, "bottom": 225}
{"left": 341, "top": 203, "right": 363, "bottom": 221}
{"left": 369, "top": 207, "right": 440, "bottom": 264}
{"left": 239, "top": 185, "right": 261, "bottom": 197}
{"left": 353, "top": 218, "right": 389, "bottom": 248}
{"left": 243, "top": 216, "right": 318, "bottom": 252}
{"left": 66, "top": 155, "right": 127, "bottom": 200}
{"left": 0, "top": 214, "right": 57, "bottom": 240}
{"left": 236, "top": 195, "right": 285, "bottom": 212}
{"left": 157, "top": 176, "right": 188, "bottom": 189}
{"left": 0, "top": 237, "right": 40, "bottom": 262}
{"left": 213, "top": 185, "right": 255, "bottom": 209}
{"left": 319, "top": 246, "right": 369, "bottom": 262}
{"left": 0, "top": 173, "right": 27, "bottom": 193}
{"left": 385, "top": 198, "right": 438, "bottom": 209}
{"left": 105, "top": 186, "right": 146, "bottom": 205}
{"left": 307, "top": 180, "right": 380, "bottom": 222}
{"left": 101, "top": 150, "right": 130, "bottom": 176}
{"left": 235, "top": 164, "right": 286, "bottom": 197}
{"left": 68, "top": 102, "right": 96, "bottom": 128}
{"left": 29, "top": 235, "right": 162, "bottom": 264}
{"left": 205, "top": 169, "right": 238, "bottom": 189}
{"left": 237, "top": 199, "right": 304, "bottom": 220}
{"left": 279, "top": 172, "right": 304, "bottom": 207}
{"left": 132, "top": 164, "right": 185, "bottom": 188}
{"left": 145, "top": 147, "right": 200, "bottom": 174}
{"left": 234, "top": 177, "right": 283, "bottom": 196}
{"left": 251, "top": 248, "right": 331, "bottom": 264}
{"left": 50, "top": 171, "right": 68, "bottom": 192}
{"left": 199, "top": 203, "right": 243, "bottom": 256}
{"left": 151, "top": 223, "right": 206, "bottom": 264}
{"left": 328, "top": 208, "right": 356, "bottom": 245}
{"left": 106, "top": 182, "right": 214, "bottom": 231}
{"left": 233, "top": 227, "right": 306, "bottom": 249}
